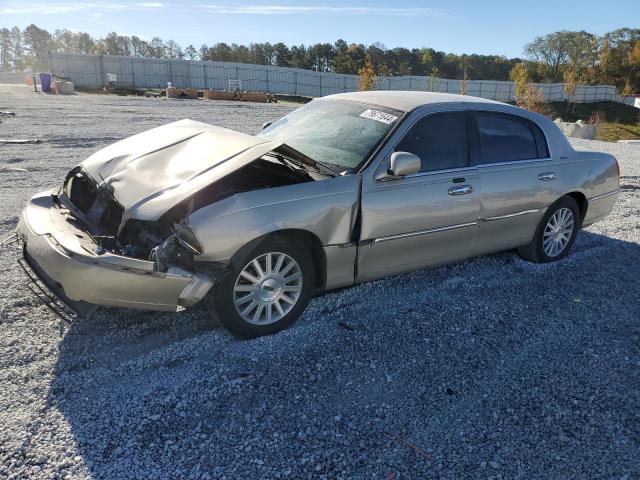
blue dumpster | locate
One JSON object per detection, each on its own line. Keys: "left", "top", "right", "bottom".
{"left": 39, "top": 73, "right": 52, "bottom": 93}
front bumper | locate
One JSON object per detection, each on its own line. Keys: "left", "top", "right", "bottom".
{"left": 15, "top": 191, "right": 214, "bottom": 312}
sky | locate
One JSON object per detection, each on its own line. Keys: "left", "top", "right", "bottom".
{"left": 0, "top": 0, "right": 637, "bottom": 58}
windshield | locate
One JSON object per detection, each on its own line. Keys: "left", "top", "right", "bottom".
{"left": 258, "top": 100, "right": 403, "bottom": 173}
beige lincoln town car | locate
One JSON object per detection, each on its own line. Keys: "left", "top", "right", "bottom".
{"left": 6, "top": 91, "right": 620, "bottom": 338}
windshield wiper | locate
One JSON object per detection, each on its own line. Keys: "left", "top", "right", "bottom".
{"left": 272, "top": 144, "right": 339, "bottom": 177}
{"left": 311, "top": 158, "right": 341, "bottom": 177}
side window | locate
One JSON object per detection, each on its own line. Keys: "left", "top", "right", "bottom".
{"left": 474, "top": 112, "right": 547, "bottom": 163}
{"left": 395, "top": 112, "right": 468, "bottom": 172}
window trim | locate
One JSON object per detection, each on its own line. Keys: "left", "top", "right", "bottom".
{"left": 371, "top": 106, "right": 554, "bottom": 183}
{"left": 471, "top": 110, "right": 552, "bottom": 167}
{"left": 380, "top": 109, "right": 471, "bottom": 179}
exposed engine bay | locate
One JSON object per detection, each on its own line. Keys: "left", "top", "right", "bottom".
{"left": 61, "top": 155, "right": 315, "bottom": 271}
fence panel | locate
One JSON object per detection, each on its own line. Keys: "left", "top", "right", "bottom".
{"left": 40, "top": 53, "right": 635, "bottom": 105}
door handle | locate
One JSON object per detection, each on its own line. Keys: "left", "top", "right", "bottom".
{"left": 538, "top": 172, "right": 556, "bottom": 181}
{"left": 448, "top": 185, "right": 473, "bottom": 195}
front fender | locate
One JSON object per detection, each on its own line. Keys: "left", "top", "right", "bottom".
{"left": 188, "top": 175, "right": 361, "bottom": 263}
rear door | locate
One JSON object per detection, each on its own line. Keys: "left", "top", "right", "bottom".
{"left": 357, "top": 109, "right": 481, "bottom": 282}
{"left": 471, "top": 110, "right": 559, "bottom": 254}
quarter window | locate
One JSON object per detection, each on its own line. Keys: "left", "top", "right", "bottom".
{"left": 395, "top": 112, "right": 468, "bottom": 172}
{"left": 474, "top": 112, "right": 547, "bottom": 163}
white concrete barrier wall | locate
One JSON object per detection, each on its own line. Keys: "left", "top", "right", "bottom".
{"left": 0, "top": 71, "right": 28, "bottom": 84}
{"left": 38, "top": 53, "right": 635, "bottom": 105}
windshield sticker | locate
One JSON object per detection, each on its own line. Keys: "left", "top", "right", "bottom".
{"left": 359, "top": 109, "right": 398, "bottom": 125}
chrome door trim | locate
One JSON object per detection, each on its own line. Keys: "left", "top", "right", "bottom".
{"left": 477, "top": 157, "right": 552, "bottom": 168}
{"left": 404, "top": 166, "right": 478, "bottom": 180}
{"left": 589, "top": 189, "right": 620, "bottom": 201}
{"left": 479, "top": 208, "right": 542, "bottom": 222}
{"left": 369, "top": 221, "right": 477, "bottom": 246}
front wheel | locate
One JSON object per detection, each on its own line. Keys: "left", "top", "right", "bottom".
{"left": 204, "top": 235, "right": 315, "bottom": 339}
{"left": 517, "top": 196, "right": 580, "bottom": 263}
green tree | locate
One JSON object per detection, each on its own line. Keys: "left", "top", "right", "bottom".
{"left": 11, "top": 27, "right": 24, "bottom": 70}
{"left": 0, "top": 28, "right": 11, "bottom": 70}
{"left": 524, "top": 31, "right": 572, "bottom": 81}
{"left": 148, "top": 37, "right": 165, "bottom": 58}
{"left": 272, "top": 42, "right": 290, "bottom": 66}
{"left": 23, "top": 24, "right": 54, "bottom": 59}
{"left": 184, "top": 44, "right": 198, "bottom": 61}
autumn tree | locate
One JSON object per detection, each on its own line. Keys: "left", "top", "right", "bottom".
{"left": 509, "top": 62, "right": 529, "bottom": 104}
{"left": 358, "top": 55, "right": 376, "bottom": 91}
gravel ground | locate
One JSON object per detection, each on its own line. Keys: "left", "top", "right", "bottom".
{"left": 1, "top": 84, "right": 639, "bottom": 480}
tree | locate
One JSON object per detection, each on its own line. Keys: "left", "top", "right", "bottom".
{"left": 165, "top": 40, "right": 183, "bottom": 59}
{"left": 23, "top": 24, "right": 53, "bottom": 58}
{"left": 358, "top": 55, "right": 376, "bottom": 91}
{"left": 289, "top": 45, "right": 311, "bottom": 69}
{"left": 524, "top": 31, "right": 571, "bottom": 81}
{"left": 509, "top": 62, "right": 529, "bottom": 104}
{"left": 208, "top": 43, "right": 233, "bottom": 62}
{"left": 75, "top": 32, "right": 95, "bottom": 54}
{"left": 272, "top": 42, "right": 289, "bottom": 67}
{"left": 11, "top": 27, "right": 24, "bottom": 70}
{"left": 103, "top": 32, "right": 131, "bottom": 56}
{"left": 184, "top": 44, "right": 198, "bottom": 61}
{"left": 130, "top": 36, "right": 148, "bottom": 57}
{"left": 563, "top": 68, "right": 578, "bottom": 107}
{"left": 0, "top": 28, "right": 11, "bottom": 70}
{"left": 333, "top": 42, "right": 365, "bottom": 74}
{"left": 148, "top": 37, "right": 165, "bottom": 58}
{"left": 54, "top": 29, "right": 75, "bottom": 53}
{"left": 199, "top": 44, "right": 209, "bottom": 61}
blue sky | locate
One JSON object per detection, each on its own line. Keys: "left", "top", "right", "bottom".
{"left": 1, "top": 0, "right": 636, "bottom": 57}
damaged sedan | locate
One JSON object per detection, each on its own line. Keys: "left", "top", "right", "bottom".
{"left": 7, "top": 91, "right": 620, "bottom": 338}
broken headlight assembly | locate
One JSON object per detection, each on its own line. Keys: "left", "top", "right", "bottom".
{"left": 174, "top": 225, "right": 203, "bottom": 255}
{"left": 151, "top": 225, "right": 202, "bottom": 273}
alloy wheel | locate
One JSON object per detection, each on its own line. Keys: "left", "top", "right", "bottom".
{"left": 233, "top": 252, "right": 303, "bottom": 325}
{"left": 543, "top": 207, "right": 574, "bottom": 257}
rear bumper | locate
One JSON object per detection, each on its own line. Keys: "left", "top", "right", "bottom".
{"left": 16, "top": 191, "right": 213, "bottom": 312}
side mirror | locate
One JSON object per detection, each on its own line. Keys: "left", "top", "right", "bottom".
{"left": 387, "top": 151, "right": 421, "bottom": 178}
{"left": 262, "top": 121, "right": 272, "bottom": 130}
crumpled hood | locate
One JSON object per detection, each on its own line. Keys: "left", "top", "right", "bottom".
{"left": 80, "top": 119, "right": 281, "bottom": 221}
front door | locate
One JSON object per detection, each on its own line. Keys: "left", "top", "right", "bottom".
{"left": 357, "top": 110, "right": 481, "bottom": 282}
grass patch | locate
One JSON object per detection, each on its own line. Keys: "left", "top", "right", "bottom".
{"left": 543, "top": 101, "right": 640, "bottom": 142}
{"left": 595, "top": 123, "right": 640, "bottom": 142}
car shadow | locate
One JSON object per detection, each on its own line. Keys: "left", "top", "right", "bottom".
{"left": 44, "top": 230, "right": 640, "bottom": 478}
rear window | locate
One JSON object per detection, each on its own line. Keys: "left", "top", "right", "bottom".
{"left": 474, "top": 112, "right": 548, "bottom": 164}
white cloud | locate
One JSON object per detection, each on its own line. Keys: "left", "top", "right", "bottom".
{"left": 198, "top": 5, "right": 443, "bottom": 16}
{"left": 0, "top": 2, "right": 165, "bottom": 16}
{"left": 1, "top": 2, "right": 442, "bottom": 17}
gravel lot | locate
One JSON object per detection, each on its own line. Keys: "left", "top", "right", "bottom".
{"left": 1, "top": 84, "right": 639, "bottom": 480}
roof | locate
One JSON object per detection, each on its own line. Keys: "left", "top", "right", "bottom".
{"left": 322, "top": 90, "right": 505, "bottom": 112}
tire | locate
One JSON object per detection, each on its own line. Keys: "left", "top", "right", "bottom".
{"left": 517, "top": 196, "right": 580, "bottom": 263}
{"left": 204, "top": 235, "right": 315, "bottom": 339}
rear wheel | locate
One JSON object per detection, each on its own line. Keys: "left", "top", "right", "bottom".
{"left": 205, "top": 235, "right": 315, "bottom": 339}
{"left": 517, "top": 196, "right": 580, "bottom": 263}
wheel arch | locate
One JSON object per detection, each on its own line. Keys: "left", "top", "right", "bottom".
{"left": 564, "top": 191, "right": 588, "bottom": 227}
{"left": 228, "top": 229, "right": 327, "bottom": 290}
